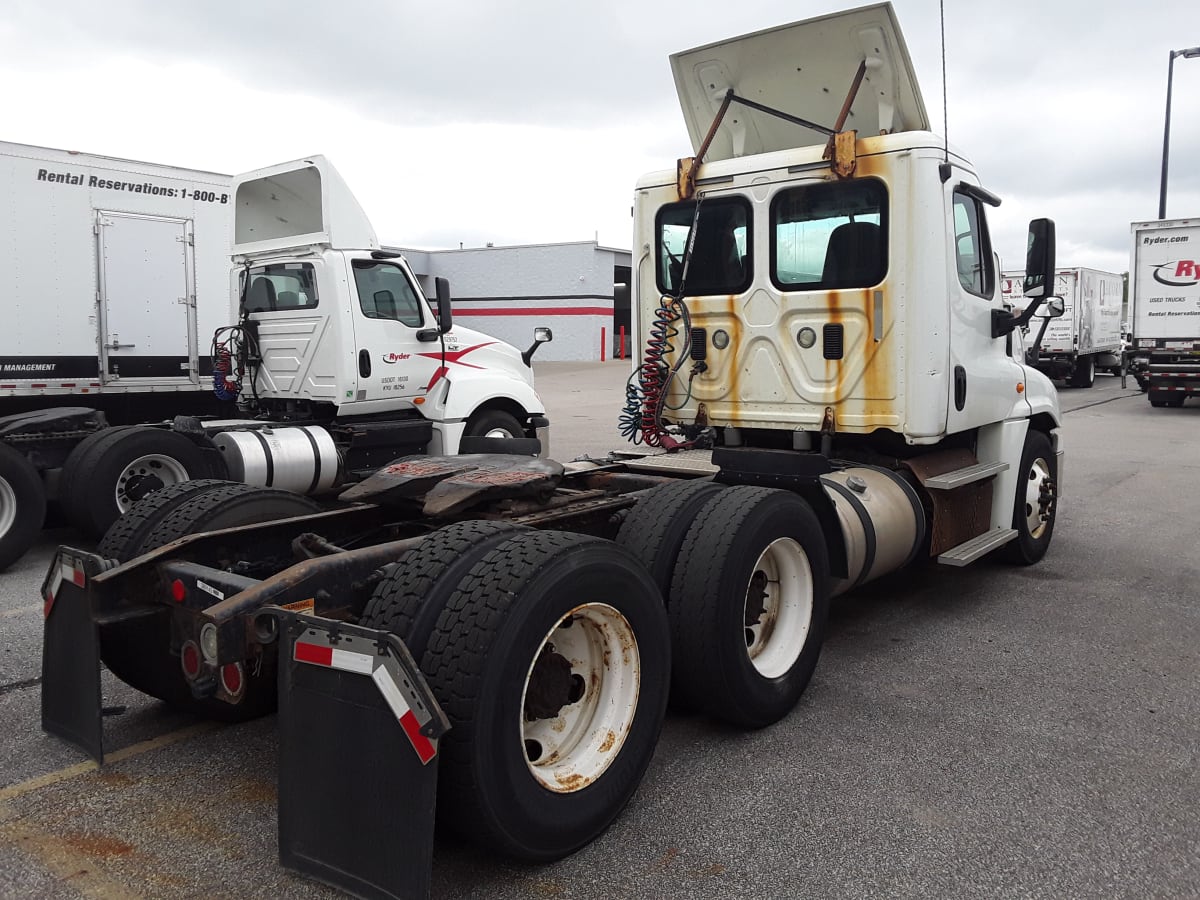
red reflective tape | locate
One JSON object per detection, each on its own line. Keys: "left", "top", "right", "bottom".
{"left": 399, "top": 709, "right": 436, "bottom": 764}
{"left": 457, "top": 306, "right": 611, "bottom": 317}
{"left": 43, "top": 593, "right": 55, "bottom": 619}
{"left": 30, "top": 384, "right": 47, "bottom": 389}
{"left": 294, "top": 641, "right": 333, "bottom": 667}
{"left": 68, "top": 567, "right": 85, "bottom": 588}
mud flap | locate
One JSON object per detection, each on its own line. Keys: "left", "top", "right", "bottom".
{"left": 40, "top": 548, "right": 108, "bottom": 763}
{"left": 276, "top": 612, "right": 450, "bottom": 900}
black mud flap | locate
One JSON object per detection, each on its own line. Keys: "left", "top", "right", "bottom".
{"left": 40, "top": 548, "right": 109, "bottom": 763}
{"left": 276, "top": 613, "right": 450, "bottom": 900}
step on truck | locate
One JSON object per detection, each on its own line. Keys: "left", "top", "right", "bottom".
{"left": 1127, "top": 217, "right": 1200, "bottom": 406}
{"left": 1000, "top": 267, "right": 1124, "bottom": 386}
{"left": 40, "top": 4, "right": 1063, "bottom": 898}
{"left": 0, "top": 153, "right": 552, "bottom": 570}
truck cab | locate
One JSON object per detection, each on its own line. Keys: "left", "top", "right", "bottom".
{"left": 632, "top": 3, "right": 1060, "bottom": 458}
{"left": 230, "top": 157, "right": 550, "bottom": 455}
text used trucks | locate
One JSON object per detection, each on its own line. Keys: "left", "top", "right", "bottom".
{"left": 0, "top": 153, "right": 551, "bottom": 570}
{"left": 1000, "top": 267, "right": 1124, "bottom": 386}
{"left": 1128, "top": 217, "right": 1200, "bottom": 406}
{"left": 39, "top": 5, "right": 1063, "bottom": 898}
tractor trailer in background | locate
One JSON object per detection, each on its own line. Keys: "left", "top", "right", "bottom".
{"left": 40, "top": 4, "right": 1064, "bottom": 898}
{"left": 0, "top": 150, "right": 551, "bottom": 569}
{"left": 1128, "top": 217, "right": 1200, "bottom": 406}
{"left": 1000, "top": 267, "right": 1124, "bottom": 386}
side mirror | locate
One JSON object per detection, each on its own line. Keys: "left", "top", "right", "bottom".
{"left": 522, "top": 327, "right": 554, "bottom": 367}
{"left": 1035, "top": 297, "right": 1066, "bottom": 318}
{"left": 1023, "top": 218, "right": 1056, "bottom": 299}
{"left": 994, "top": 218, "right": 1059, "bottom": 338}
{"left": 434, "top": 276, "right": 453, "bottom": 334}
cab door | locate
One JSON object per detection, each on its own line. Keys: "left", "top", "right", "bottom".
{"left": 343, "top": 258, "right": 443, "bottom": 409}
{"left": 944, "top": 186, "right": 1026, "bottom": 433}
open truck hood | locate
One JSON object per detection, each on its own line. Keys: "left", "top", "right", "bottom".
{"left": 670, "top": 2, "right": 929, "bottom": 160}
{"left": 233, "top": 155, "right": 378, "bottom": 255}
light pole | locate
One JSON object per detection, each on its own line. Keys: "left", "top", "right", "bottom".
{"left": 1159, "top": 46, "right": 1200, "bottom": 220}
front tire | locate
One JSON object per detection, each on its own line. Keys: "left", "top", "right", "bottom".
{"left": 422, "top": 531, "right": 670, "bottom": 861}
{"left": 1002, "top": 429, "right": 1057, "bottom": 565}
{"left": 463, "top": 409, "right": 525, "bottom": 440}
{"left": 668, "top": 487, "right": 830, "bottom": 729}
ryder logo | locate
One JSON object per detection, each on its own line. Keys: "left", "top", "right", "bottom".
{"left": 381, "top": 352, "right": 411, "bottom": 364}
{"left": 1153, "top": 260, "right": 1200, "bottom": 288}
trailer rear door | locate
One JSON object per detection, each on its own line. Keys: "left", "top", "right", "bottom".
{"left": 97, "top": 211, "right": 198, "bottom": 384}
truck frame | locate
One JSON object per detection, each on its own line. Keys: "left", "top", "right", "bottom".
{"left": 40, "top": 5, "right": 1064, "bottom": 898}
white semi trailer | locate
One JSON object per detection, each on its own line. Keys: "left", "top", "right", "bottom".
{"left": 40, "top": 5, "right": 1064, "bottom": 898}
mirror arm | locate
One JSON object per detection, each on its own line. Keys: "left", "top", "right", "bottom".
{"left": 992, "top": 295, "right": 1049, "bottom": 338}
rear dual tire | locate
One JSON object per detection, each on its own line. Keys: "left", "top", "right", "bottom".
{"left": 97, "top": 482, "right": 322, "bottom": 721}
{"left": 668, "top": 486, "right": 830, "bottom": 729}
{"left": 365, "top": 528, "right": 670, "bottom": 862}
{"left": 0, "top": 443, "right": 45, "bottom": 572}
{"left": 61, "top": 426, "right": 216, "bottom": 538}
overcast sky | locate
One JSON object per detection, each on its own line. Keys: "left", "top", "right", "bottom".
{"left": 3, "top": 1, "right": 1198, "bottom": 273}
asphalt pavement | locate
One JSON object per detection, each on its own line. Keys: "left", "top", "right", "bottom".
{"left": 1, "top": 367, "right": 1197, "bottom": 898}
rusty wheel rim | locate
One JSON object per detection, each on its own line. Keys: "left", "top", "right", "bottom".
{"left": 744, "top": 537, "right": 813, "bottom": 679}
{"left": 519, "top": 602, "right": 640, "bottom": 793}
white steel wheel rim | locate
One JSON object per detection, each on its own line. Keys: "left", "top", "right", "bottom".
{"left": 1024, "top": 457, "right": 1053, "bottom": 538}
{"left": 0, "top": 477, "right": 16, "bottom": 538}
{"left": 744, "top": 537, "right": 814, "bottom": 679}
{"left": 114, "top": 454, "right": 190, "bottom": 512}
{"left": 520, "top": 602, "right": 640, "bottom": 793}
{"left": 483, "top": 427, "right": 517, "bottom": 439}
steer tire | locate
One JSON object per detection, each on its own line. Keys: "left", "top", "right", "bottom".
{"left": 0, "top": 443, "right": 46, "bottom": 572}
{"left": 615, "top": 479, "right": 725, "bottom": 600}
{"left": 668, "top": 486, "right": 831, "bottom": 729}
{"left": 463, "top": 409, "right": 525, "bottom": 440}
{"left": 360, "top": 520, "right": 530, "bottom": 660}
{"left": 422, "top": 530, "right": 670, "bottom": 861}
{"left": 97, "top": 479, "right": 245, "bottom": 562}
{"left": 1001, "top": 429, "right": 1058, "bottom": 565}
{"left": 61, "top": 426, "right": 213, "bottom": 539}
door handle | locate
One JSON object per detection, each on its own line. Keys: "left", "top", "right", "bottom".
{"left": 358, "top": 349, "right": 372, "bottom": 378}
{"left": 108, "top": 338, "right": 136, "bottom": 350}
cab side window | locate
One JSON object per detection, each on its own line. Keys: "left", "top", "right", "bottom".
{"left": 353, "top": 261, "right": 425, "bottom": 327}
{"left": 953, "top": 191, "right": 995, "bottom": 299}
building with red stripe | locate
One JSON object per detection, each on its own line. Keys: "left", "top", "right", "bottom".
{"left": 390, "top": 241, "right": 633, "bottom": 362}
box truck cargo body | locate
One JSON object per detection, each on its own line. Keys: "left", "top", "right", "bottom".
{"left": 1128, "top": 217, "right": 1200, "bottom": 406}
{"left": 1000, "top": 267, "right": 1123, "bottom": 386}
{"left": 0, "top": 141, "right": 234, "bottom": 420}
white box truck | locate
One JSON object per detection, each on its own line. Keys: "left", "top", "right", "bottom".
{"left": 1000, "top": 267, "right": 1124, "bottom": 386}
{"left": 0, "top": 141, "right": 236, "bottom": 416}
{"left": 1127, "top": 217, "right": 1200, "bottom": 406}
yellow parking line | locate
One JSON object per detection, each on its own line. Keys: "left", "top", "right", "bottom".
{"left": 0, "top": 721, "right": 219, "bottom": 804}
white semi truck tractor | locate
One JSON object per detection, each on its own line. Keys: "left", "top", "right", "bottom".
{"left": 0, "top": 155, "right": 551, "bottom": 568}
{"left": 40, "top": 5, "right": 1063, "bottom": 898}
